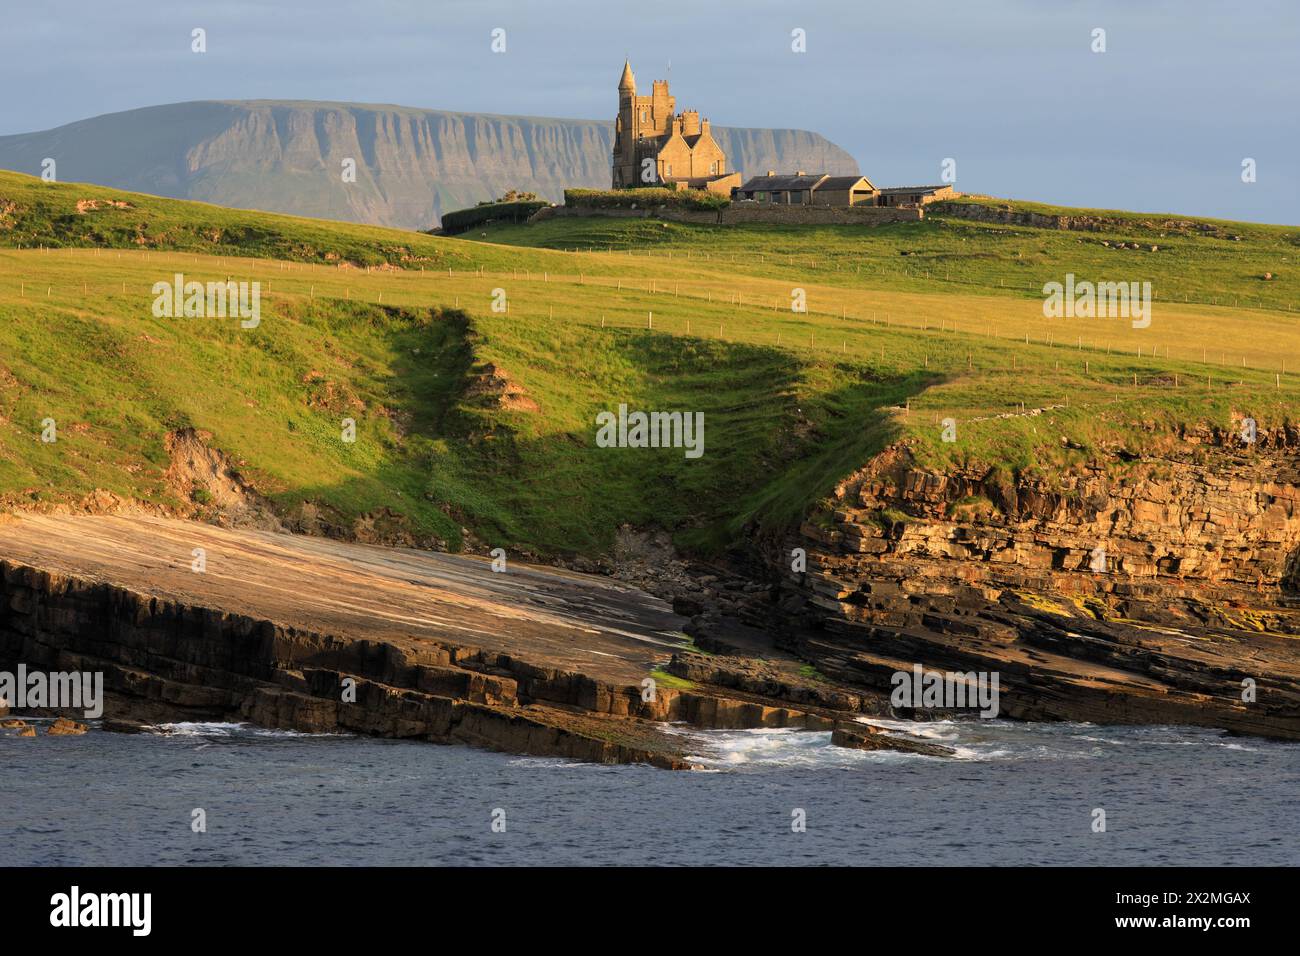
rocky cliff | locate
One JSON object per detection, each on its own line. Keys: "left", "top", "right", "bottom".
{"left": 766, "top": 425, "right": 1300, "bottom": 738}
{"left": 0, "top": 101, "right": 859, "bottom": 230}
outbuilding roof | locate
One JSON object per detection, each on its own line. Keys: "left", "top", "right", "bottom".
{"left": 876, "top": 184, "right": 949, "bottom": 194}
{"left": 737, "top": 174, "right": 828, "bottom": 192}
{"left": 818, "top": 175, "right": 876, "bottom": 190}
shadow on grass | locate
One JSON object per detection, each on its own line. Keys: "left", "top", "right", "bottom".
{"left": 284, "top": 316, "right": 946, "bottom": 558}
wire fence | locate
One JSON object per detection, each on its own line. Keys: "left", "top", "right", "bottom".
{"left": 1, "top": 245, "right": 1293, "bottom": 422}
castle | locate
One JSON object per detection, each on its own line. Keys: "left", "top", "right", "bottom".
{"left": 609, "top": 59, "right": 957, "bottom": 211}
{"left": 611, "top": 61, "right": 741, "bottom": 194}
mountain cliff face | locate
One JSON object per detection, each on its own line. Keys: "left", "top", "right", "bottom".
{"left": 0, "top": 101, "right": 859, "bottom": 230}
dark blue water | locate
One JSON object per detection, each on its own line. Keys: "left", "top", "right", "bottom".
{"left": 2, "top": 718, "right": 1297, "bottom": 865}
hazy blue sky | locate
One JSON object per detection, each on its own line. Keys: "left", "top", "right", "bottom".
{"left": 2, "top": 0, "right": 1296, "bottom": 222}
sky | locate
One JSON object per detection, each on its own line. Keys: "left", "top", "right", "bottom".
{"left": 2, "top": 0, "right": 1296, "bottom": 223}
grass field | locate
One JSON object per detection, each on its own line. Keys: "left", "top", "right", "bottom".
{"left": 475, "top": 204, "right": 1298, "bottom": 311}
{"left": 1, "top": 170, "right": 1297, "bottom": 556}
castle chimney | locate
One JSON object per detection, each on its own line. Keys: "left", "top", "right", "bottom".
{"left": 766, "top": 170, "right": 776, "bottom": 177}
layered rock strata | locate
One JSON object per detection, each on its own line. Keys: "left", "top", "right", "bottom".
{"left": 776, "top": 430, "right": 1300, "bottom": 739}
{"left": 0, "top": 514, "right": 934, "bottom": 766}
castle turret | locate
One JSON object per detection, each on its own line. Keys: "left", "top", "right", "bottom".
{"left": 614, "top": 61, "right": 637, "bottom": 187}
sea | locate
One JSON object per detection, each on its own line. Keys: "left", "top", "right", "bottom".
{"left": 3, "top": 718, "right": 1297, "bottom": 866}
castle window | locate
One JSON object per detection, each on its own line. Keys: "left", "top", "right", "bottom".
{"left": 640, "top": 110, "right": 646, "bottom": 123}
{"left": 710, "top": 162, "right": 717, "bottom": 174}
{"left": 666, "top": 164, "right": 672, "bottom": 176}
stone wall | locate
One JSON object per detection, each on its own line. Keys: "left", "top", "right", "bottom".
{"left": 928, "top": 200, "right": 1129, "bottom": 232}
{"left": 542, "top": 203, "right": 922, "bottom": 227}
{"left": 927, "top": 199, "right": 1231, "bottom": 236}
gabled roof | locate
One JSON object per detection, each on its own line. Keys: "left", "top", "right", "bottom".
{"left": 657, "top": 126, "right": 686, "bottom": 150}
{"left": 737, "top": 173, "right": 828, "bottom": 192}
{"left": 664, "top": 173, "right": 738, "bottom": 186}
{"left": 876, "top": 184, "right": 949, "bottom": 194}
{"left": 819, "top": 175, "right": 876, "bottom": 191}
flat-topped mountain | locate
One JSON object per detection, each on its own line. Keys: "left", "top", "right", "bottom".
{"left": 0, "top": 100, "right": 859, "bottom": 229}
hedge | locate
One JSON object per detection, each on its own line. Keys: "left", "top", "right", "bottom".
{"left": 564, "top": 188, "right": 730, "bottom": 212}
{"left": 439, "top": 199, "right": 549, "bottom": 235}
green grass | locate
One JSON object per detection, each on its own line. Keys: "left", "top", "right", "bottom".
{"left": 2, "top": 170, "right": 1298, "bottom": 558}
{"left": 474, "top": 198, "right": 1299, "bottom": 312}
{"left": 0, "top": 282, "right": 471, "bottom": 543}
{"left": 0, "top": 170, "right": 614, "bottom": 276}
{"left": 797, "top": 664, "right": 827, "bottom": 683}
{"left": 648, "top": 668, "right": 696, "bottom": 690}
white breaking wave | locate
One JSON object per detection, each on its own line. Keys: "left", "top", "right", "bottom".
{"left": 687, "top": 728, "right": 889, "bottom": 770}
{"left": 684, "top": 727, "right": 958, "bottom": 771}
{"left": 151, "top": 721, "right": 349, "bottom": 739}
{"left": 505, "top": 756, "right": 600, "bottom": 770}
{"left": 677, "top": 718, "right": 1178, "bottom": 771}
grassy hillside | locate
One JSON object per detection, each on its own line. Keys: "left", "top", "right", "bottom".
{"left": 0, "top": 170, "right": 465, "bottom": 269}
{"left": 2, "top": 170, "right": 1297, "bottom": 556}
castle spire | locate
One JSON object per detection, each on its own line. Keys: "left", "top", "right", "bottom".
{"left": 618, "top": 59, "right": 635, "bottom": 93}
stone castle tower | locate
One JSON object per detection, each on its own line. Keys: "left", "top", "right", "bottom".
{"left": 611, "top": 60, "right": 737, "bottom": 193}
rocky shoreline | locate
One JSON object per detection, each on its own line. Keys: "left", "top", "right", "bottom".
{"left": 769, "top": 428, "right": 1300, "bottom": 741}
{"left": 551, "top": 428, "right": 1300, "bottom": 744}
{"left": 5, "top": 420, "right": 1300, "bottom": 766}
{"left": 0, "top": 515, "right": 940, "bottom": 767}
